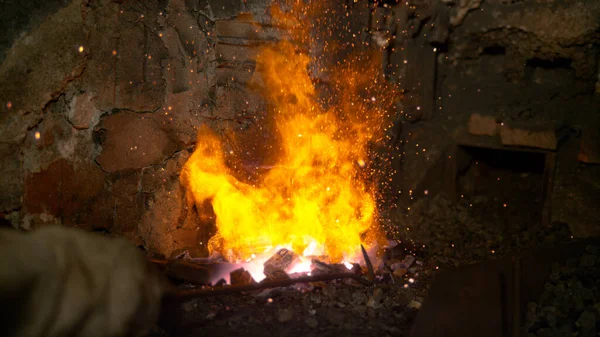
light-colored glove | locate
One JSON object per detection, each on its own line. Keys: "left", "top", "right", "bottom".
{"left": 0, "top": 226, "right": 164, "bottom": 337}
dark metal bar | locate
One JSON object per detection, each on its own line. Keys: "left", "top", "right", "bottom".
{"left": 361, "top": 244, "right": 375, "bottom": 282}
{"left": 172, "top": 272, "right": 372, "bottom": 299}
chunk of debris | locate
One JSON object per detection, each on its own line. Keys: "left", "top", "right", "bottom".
{"left": 393, "top": 268, "right": 408, "bottom": 278}
{"left": 366, "top": 296, "right": 381, "bottom": 309}
{"left": 352, "top": 291, "right": 367, "bottom": 305}
{"left": 277, "top": 308, "right": 294, "bottom": 323}
{"left": 230, "top": 267, "right": 255, "bottom": 285}
{"left": 305, "top": 317, "right": 318, "bottom": 328}
{"left": 372, "top": 288, "right": 384, "bottom": 302}
{"left": 264, "top": 269, "right": 291, "bottom": 281}
{"left": 312, "top": 259, "right": 348, "bottom": 274}
{"left": 264, "top": 248, "right": 299, "bottom": 278}
{"left": 408, "top": 300, "right": 422, "bottom": 310}
{"left": 390, "top": 254, "right": 415, "bottom": 271}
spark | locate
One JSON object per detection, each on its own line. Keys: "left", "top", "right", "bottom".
{"left": 34, "top": 131, "right": 41, "bottom": 140}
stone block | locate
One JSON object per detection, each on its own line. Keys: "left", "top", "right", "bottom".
{"left": 209, "top": 0, "right": 244, "bottom": 20}
{"left": 215, "top": 67, "right": 255, "bottom": 87}
{"left": 68, "top": 93, "right": 99, "bottom": 129}
{"left": 214, "top": 85, "right": 265, "bottom": 118}
{"left": 110, "top": 172, "right": 144, "bottom": 233}
{"left": 137, "top": 181, "right": 189, "bottom": 256}
{"left": 230, "top": 267, "right": 256, "bottom": 285}
{"left": 468, "top": 113, "right": 498, "bottom": 136}
{"left": 83, "top": 170, "right": 145, "bottom": 233}
{"left": 499, "top": 127, "right": 557, "bottom": 150}
{"left": 141, "top": 150, "right": 190, "bottom": 194}
{"left": 156, "top": 87, "right": 210, "bottom": 148}
{"left": 95, "top": 111, "right": 177, "bottom": 172}
{"left": 242, "top": 0, "right": 273, "bottom": 24}
{"left": 215, "top": 19, "right": 283, "bottom": 44}
{"left": 216, "top": 44, "right": 260, "bottom": 65}
{"left": 23, "top": 159, "right": 105, "bottom": 227}
{"left": 82, "top": 0, "right": 168, "bottom": 112}
{"left": 114, "top": 19, "right": 167, "bottom": 111}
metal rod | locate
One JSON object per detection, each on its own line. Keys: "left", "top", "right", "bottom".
{"left": 361, "top": 244, "right": 375, "bottom": 282}
{"left": 173, "top": 272, "right": 372, "bottom": 300}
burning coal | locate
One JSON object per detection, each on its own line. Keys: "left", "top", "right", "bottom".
{"left": 181, "top": 1, "right": 397, "bottom": 281}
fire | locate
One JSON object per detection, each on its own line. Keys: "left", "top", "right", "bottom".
{"left": 181, "top": 2, "right": 396, "bottom": 273}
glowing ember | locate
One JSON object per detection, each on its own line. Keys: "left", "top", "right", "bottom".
{"left": 181, "top": 2, "right": 396, "bottom": 276}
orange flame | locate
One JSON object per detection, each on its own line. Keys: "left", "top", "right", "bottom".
{"left": 181, "top": 2, "right": 396, "bottom": 264}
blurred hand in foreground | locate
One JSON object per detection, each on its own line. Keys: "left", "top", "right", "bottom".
{"left": 0, "top": 226, "right": 164, "bottom": 337}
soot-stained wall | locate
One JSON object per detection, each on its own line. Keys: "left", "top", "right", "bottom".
{"left": 0, "top": 0, "right": 598, "bottom": 258}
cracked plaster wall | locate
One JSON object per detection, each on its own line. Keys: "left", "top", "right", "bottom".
{"left": 0, "top": 0, "right": 275, "bottom": 257}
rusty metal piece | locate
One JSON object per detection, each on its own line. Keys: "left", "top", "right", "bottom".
{"left": 172, "top": 272, "right": 372, "bottom": 300}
